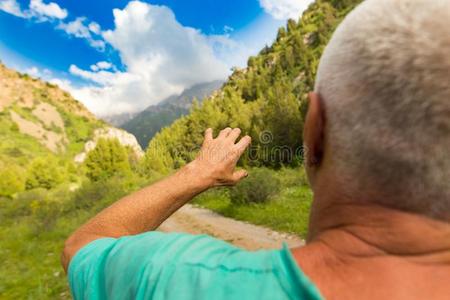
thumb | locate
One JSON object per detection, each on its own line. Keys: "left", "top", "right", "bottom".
{"left": 231, "top": 169, "right": 248, "bottom": 184}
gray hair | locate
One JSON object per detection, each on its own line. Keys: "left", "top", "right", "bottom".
{"left": 315, "top": 0, "right": 450, "bottom": 219}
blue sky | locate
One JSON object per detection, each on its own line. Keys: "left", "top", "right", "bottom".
{"left": 0, "top": 0, "right": 313, "bottom": 116}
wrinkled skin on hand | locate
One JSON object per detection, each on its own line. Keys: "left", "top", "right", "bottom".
{"left": 189, "top": 128, "right": 252, "bottom": 188}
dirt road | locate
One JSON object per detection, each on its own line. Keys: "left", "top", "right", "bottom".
{"left": 158, "top": 204, "right": 304, "bottom": 250}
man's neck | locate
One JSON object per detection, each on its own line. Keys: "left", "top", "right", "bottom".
{"left": 308, "top": 203, "right": 450, "bottom": 261}
{"left": 291, "top": 203, "right": 450, "bottom": 300}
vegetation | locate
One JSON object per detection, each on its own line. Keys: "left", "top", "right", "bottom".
{"left": 0, "top": 176, "right": 146, "bottom": 299}
{"left": 0, "top": 61, "right": 104, "bottom": 187}
{"left": 0, "top": 168, "right": 311, "bottom": 299}
{"left": 230, "top": 168, "right": 280, "bottom": 205}
{"left": 0, "top": 166, "right": 25, "bottom": 197}
{"left": 25, "top": 157, "right": 65, "bottom": 190}
{"left": 84, "top": 138, "right": 131, "bottom": 182}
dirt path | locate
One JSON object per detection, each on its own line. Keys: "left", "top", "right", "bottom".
{"left": 158, "top": 204, "right": 304, "bottom": 250}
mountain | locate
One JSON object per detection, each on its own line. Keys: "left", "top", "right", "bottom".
{"left": 144, "top": 0, "right": 363, "bottom": 173}
{"left": 121, "top": 80, "right": 223, "bottom": 148}
{"left": 102, "top": 112, "right": 138, "bottom": 127}
{"left": 0, "top": 62, "right": 143, "bottom": 177}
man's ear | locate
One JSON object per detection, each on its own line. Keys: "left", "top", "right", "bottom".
{"left": 304, "top": 92, "right": 325, "bottom": 169}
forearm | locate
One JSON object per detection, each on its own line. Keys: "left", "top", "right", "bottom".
{"left": 62, "top": 162, "right": 210, "bottom": 270}
{"left": 81, "top": 163, "right": 209, "bottom": 235}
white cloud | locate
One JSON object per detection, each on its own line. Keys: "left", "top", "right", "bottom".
{"left": 57, "top": 17, "right": 105, "bottom": 50}
{"left": 259, "top": 0, "right": 314, "bottom": 20}
{"left": 0, "top": 0, "right": 104, "bottom": 50}
{"left": 69, "top": 1, "right": 230, "bottom": 116}
{"left": 29, "top": 0, "right": 68, "bottom": 21}
{"left": 88, "top": 21, "right": 101, "bottom": 34}
{"left": 0, "top": 0, "right": 68, "bottom": 20}
{"left": 24, "top": 66, "right": 40, "bottom": 77}
{"left": 223, "top": 25, "right": 234, "bottom": 33}
{"left": 57, "top": 17, "right": 89, "bottom": 38}
{"left": 96, "top": 61, "right": 112, "bottom": 70}
{"left": 23, "top": 66, "right": 52, "bottom": 78}
{"left": 0, "top": 0, "right": 24, "bottom": 17}
{"left": 49, "top": 78, "right": 72, "bottom": 91}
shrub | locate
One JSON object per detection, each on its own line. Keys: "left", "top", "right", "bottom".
{"left": 25, "top": 157, "right": 64, "bottom": 190}
{"left": 2, "top": 188, "right": 49, "bottom": 219}
{"left": 72, "top": 180, "right": 111, "bottom": 210}
{"left": 84, "top": 138, "right": 131, "bottom": 182}
{"left": 230, "top": 168, "right": 280, "bottom": 205}
{"left": 0, "top": 166, "right": 25, "bottom": 198}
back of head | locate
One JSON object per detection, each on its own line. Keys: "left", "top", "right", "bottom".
{"left": 315, "top": 0, "right": 450, "bottom": 220}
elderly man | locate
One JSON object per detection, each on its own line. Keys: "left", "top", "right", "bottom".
{"left": 62, "top": 0, "right": 450, "bottom": 299}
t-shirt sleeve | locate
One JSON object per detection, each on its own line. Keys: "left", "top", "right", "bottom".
{"left": 68, "top": 232, "right": 249, "bottom": 300}
{"left": 68, "top": 237, "right": 117, "bottom": 300}
{"left": 68, "top": 231, "right": 323, "bottom": 300}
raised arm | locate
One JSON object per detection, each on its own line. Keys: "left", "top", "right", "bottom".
{"left": 62, "top": 128, "right": 251, "bottom": 271}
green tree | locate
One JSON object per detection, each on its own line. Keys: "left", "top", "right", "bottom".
{"left": 84, "top": 138, "right": 131, "bottom": 182}
{"left": 26, "top": 157, "right": 64, "bottom": 190}
{"left": 0, "top": 166, "right": 25, "bottom": 197}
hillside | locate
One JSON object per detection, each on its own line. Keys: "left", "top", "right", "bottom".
{"left": 0, "top": 62, "right": 143, "bottom": 195}
{"left": 0, "top": 63, "right": 103, "bottom": 166}
{"left": 144, "top": 0, "right": 362, "bottom": 172}
{"left": 121, "top": 80, "right": 223, "bottom": 148}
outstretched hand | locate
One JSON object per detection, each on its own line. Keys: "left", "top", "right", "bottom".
{"left": 189, "top": 128, "right": 252, "bottom": 188}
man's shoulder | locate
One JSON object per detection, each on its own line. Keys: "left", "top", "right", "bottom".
{"left": 69, "top": 232, "right": 324, "bottom": 300}
{"left": 109, "top": 232, "right": 278, "bottom": 269}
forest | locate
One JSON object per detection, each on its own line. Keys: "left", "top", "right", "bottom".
{"left": 0, "top": 0, "right": 362, "bottom": 298}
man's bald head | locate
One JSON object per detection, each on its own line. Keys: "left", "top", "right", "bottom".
{"left": 314, "top": 0, "right": 450, "bottom": 219}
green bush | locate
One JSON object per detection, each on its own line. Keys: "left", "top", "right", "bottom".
{"left": 84, "top": 138, "right": 131, "bottom": 182}
{"left": 230, "top": 168, "right": 280, "bottom": 205}
{"left": 0, "top": 166, "right": 25, "bottom": 198}
{"left": 25, "top": 157, "right": 64, "bottom": 190}
{"left": 72, "top": 180, "right": 111, "bottom": 210}
{"left": 0, "top": 188, "right": 49, "bottom": 220}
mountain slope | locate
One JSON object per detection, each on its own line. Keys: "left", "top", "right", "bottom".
{"left": 0, "top": 63, "right": 143, "bottom": 179}
{"left": 122, "top": 80, "right": 223, "bottom": 148}
{"left": 144, "top": 0, "right": 362, "bottom": 172}
{"left": 102, "top": 112, "right": 137, "bottom": 127}
{"left": 0, "top": 63, "right": 103, "bottom": 167}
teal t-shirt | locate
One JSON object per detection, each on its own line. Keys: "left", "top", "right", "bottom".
{"left": 68, "top": 232, "right": 323, "bottom": 300}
